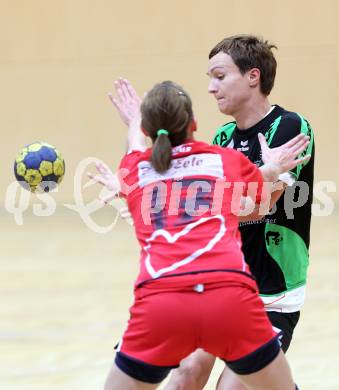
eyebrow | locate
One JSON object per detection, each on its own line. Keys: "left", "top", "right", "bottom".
{"left": 206, "top": 66, "right": 225, "bottom": 76}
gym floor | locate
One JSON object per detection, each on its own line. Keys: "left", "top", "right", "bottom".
{"left": 1, "top": 205, "right": 338, "bottom": 389}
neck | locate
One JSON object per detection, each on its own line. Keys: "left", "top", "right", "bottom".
{"left": 233, "top": 96, "right": 271, "bottom": 130}
{"left": 185, "top": 130, "right": 195, "bottom": 141}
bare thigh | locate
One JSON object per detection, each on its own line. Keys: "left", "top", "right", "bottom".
{"left": 104, "top": 363, "right": 158, "bottom": 390}
{"left": 216, "top": 365, "right": 246, "bottom": 390}
{"left": 233, "top": 350, "right": 295, "bottom": 390}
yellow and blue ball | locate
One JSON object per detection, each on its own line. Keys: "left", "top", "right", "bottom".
{"left": 14, "top": 142, "right": 65, "bottom": 192}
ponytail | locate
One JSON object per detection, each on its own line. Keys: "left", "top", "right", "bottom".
{"left": 151, "top": 129, "right": 172, "bottom": 173}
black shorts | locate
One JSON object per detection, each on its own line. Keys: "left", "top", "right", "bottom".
{"left": 267, "top": 311, "right": 300, "bottom": 352}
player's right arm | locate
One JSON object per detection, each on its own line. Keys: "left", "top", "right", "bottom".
{"left": 87, "top": 79, "right": 145, "bottom": 216}
{"left": 108, "top": 78, "right": 147, "bottom": 153}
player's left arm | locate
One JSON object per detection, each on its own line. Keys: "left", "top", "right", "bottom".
{"left": 88, "top": 160, "right": 135, "bottom": 225}
{"left": 238, "top": 130, "right": 311, "bottom": 221}
{"left": 266, "top": 113, "right": 314, "bottom": 183}
{"left": 263, "top": 113, "right": 315, "bottom": 207}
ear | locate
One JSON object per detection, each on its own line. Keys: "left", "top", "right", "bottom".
{"left": 141, "top": 126, "right": 148, "bottom": 136}
{"left": 190, "top": 119, "right": 197, "bottom": 132}
{"left": 248, "top": 68, "right": 260, "bottom": 88}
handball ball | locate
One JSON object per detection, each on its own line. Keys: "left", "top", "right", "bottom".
{"left": 14, "top": 142, "right": 65, "bottom": 192}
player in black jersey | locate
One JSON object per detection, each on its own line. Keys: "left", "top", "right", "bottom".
{"left": 166, "top": 35, "right": 314, "bottom": 390}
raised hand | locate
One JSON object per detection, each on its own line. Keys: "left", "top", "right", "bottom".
{"left": 87, "top": 161, "right": 120, "bottom": 201}
{"left": 108, "top": 78, "right": 142, "bottom": 126}
{"left": 88, "top": 162, "right": 134, "bottom": 225}
{"left": 258, "top": 133, "right": 311, "bottom": 174}
{"left": 108, "top": 78, "right": 146, "bottom": 152}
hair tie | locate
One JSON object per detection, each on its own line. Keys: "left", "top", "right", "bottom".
{"left": 157, "top": 129, "right": 169, "bottom": 136}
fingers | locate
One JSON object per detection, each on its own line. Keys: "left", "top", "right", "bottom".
{"left": 293, "top": 154, "right": 311, "bottom": 166}
{"left": 259, "top": 132, "right": 310, "bottom": 166}
{"left": 110, "top": 77, "right": 140, "bottom": 102}
{"left": 281, "top": 153, "right": 311, "bottom": 173}
{"left": 95, "top": 161, "right": 111, "bottom": 175}
{"left": 108, "top": 92, "right": 119, "bottom": 108}
{"left": 87, "top": 172, "right": 106, "bottom": 186}
{"left": 124, "top": 79, "right": 140, "bottom": 101}
{"left": 286, "top": 135, "right": 310, "bottom": 153}
{"left": 119, "top": 78, "right": 131, "bottom": 100}
{"left": 290, "top": 140, "right": 310, "bottom": 157}
{"left": 280, "top": 133, "right": 309, "bottom": 149}
{"left": 280, "top": 140, "right": 310, "bottom": 172}
{"left": 115, "top": 78, "right": 128, "bottom": 102}
{"left": 114, "top": 78, "right": 135, "bottom": 101}
{"left": 258, "top": 133, "right": 269, "bottom": 152}
{"left": 85, "top": 175, "right": 120, "bottom": 202}
{"left": 108, "top": 78, "right": 142, "bottom": 127}
{"left": 101, "top": 192, "right": 119, "bottom": 204}
{"left": 260, "top": 132, "right": 309, "bottom": 153}
{"left": 108, "top": 92, "right": 126, "bottom": 122}
{"left": 119, "top": 207, "right": 134, "bottom": 226}
{"left": 108, "top": 198, "right": 134, "bottom": 225}
{"left": 120, "top": 206, "right": 132, "bottom": 220}
{"left": 88, "top": 161, "right": 121, "bottom": 191}
{"left": 107, "top": 79, "right": 127, "bottom": 110}
{"left": 283, "top": 138, "right": 310, "bottom": 160}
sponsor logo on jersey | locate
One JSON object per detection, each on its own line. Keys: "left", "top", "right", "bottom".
{"left": 237, "top": 140, "right": 249, "bottom": 152}
{"left": 137, "top": 153, "right": 224, "bottom": 187}
{"left": 265, "top": 231, "right": 283, "bottom": 246}
{"left": 172, "top": 145, "right": 192, "bottom": 155}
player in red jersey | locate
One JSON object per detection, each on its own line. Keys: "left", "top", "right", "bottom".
{"left": 90, "top": 80, "right": 309, "bottom": 390}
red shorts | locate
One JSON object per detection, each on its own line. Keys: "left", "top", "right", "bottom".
{"left": 117, "top": 272, "right": 279, "bottom": 368}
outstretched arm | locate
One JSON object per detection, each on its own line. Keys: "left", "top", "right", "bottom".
{"left": 238, "top": 133, "right": 310, "bottom": 221}
{"left": 258, "top": 132, "right": 310, "bottom": 182}
{"left": 87, "top": 161, "right": 134, "bottom": 225}
{"left": 108, "top": 78, "right": 146, "bottom": 153}
{"left": 86, "top": 79, "right": 145, "bottom": 225}
{"left": 88, "top": 161, "right": 120, "bottom": 202}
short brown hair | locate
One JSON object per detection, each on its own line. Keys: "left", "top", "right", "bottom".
{"left": 209, "top": 34, "right": 277, "bottom": 95}
{"left": 141, "top": 81, "right": 193, "bottom": 173}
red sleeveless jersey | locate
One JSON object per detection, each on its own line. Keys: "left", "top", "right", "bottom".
{"left": 118, "top": 140, "right": 264, "bottom": 287}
